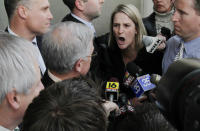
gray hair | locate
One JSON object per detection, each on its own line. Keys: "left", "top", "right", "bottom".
{"left": 41, "top": 21, "right": 94, "bottom": 74}
{"left": 0, "top": 32, "right": 38, "bottom": 104}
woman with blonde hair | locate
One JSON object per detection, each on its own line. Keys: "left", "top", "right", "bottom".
{"left": 96, "top": 4, "right": 162, "bottom": 105}
{"left": 108, "top": 4, "right": 146, "bottom": 65}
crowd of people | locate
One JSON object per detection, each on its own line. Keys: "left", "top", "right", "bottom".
{"left": 0, "top": 0, "right": 200, "bottom": 131}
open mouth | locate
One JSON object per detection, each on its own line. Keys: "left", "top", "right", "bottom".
{"left": 118, "top": 37, "right": 125, "bottom": 41}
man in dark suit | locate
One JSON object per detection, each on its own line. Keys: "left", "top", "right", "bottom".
{"left": 41, "top": 22, "right": 94, "bottom": 88}
{"left": 4, "top": 0, "right": 53, "bottom": 76}
{"left": 62, "top": 0, "right": 104, "bottom": 36}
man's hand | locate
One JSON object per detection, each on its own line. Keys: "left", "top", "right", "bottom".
{"left": 156, "top": 34, "right": 166, "bottom": 50}
{"left": 102, "top": 100, "right": 120, "bottom": 117}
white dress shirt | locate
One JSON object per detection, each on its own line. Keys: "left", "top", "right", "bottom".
{"left": 71, "top": 13, "right": 96, "bottom": 36}
{"left": 7, "top": 26, "right": 46, "bottom": 75}
{"left": 48, "top": 70, "right": 62, "bottom": 82}
{"left": 0, "top": 125, "right": 13, "bottom": 131}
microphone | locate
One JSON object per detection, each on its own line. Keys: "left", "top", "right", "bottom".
{"left": 150, "top": 74, "right": 162, "bottom": 86}
{"left": 142, "top": 35, "right": 164, "bottom": 53}
{"left": 118, "top": 93, "right": 135, "bottom": 115}
{"left": 105, "top": 81, "right": 119, "bottom": 102}
{"left": 124, "top": 62, "right": 143, "bottom": 86}
{"left": 130, "top": 74, "right": 156, "bottom": 98}
{"left": 161, "top": 27, "right": 171, "bottom": 40}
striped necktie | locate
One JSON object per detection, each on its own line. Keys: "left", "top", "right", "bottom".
{"left": 174, "top": 42, "right": 184, "bottom": 61}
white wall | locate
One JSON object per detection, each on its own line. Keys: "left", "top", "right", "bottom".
{"left": 141, "top": 0, "right": 153, "bottom": 17}
{"left": 0, "top": 0, "right": 153, "bottom": 36}
{"left": 0, "top": 0, "right": 8, "bottom": 31}
{"left": 93, "top": 0, "right": 141, "bottom": 36}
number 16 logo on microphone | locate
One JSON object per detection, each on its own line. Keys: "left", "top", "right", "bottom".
{"left": 106, "top": 82, "right": 119, "bottom": 91}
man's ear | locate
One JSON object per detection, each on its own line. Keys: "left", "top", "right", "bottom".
{"left": 6, "top": 90, "right": 20, "bottom": 110}
{"left": 75, "top": 0, "right": 85, "bottom": 11}
{"left": 74, "top": 59, "right": 83, "bottom": 73}
{"left": 17, "top": 5, "right": 29, "bottom": 19}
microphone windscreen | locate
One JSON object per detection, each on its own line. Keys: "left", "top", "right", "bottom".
{"left": 142, "top": 35, "right": 155, "bottom": 47}
{"left": 150, "top": 74, "right": 161, "bottom": 85}
{"left": 161, "top": 27, "right": 171, "bottom": 40}
{"left": 126, "top": 62, "right": 141, "bottom": 76}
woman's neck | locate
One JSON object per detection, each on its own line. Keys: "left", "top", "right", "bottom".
{"left": 121, "top": 45, "right": 137, "bottom": 65}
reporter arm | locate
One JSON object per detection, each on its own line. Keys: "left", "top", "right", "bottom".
{"left": 102, "top": 100, "right": 120, "bottom": 117}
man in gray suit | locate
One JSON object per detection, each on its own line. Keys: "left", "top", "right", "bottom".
{"left": 0, "top": 33, "right": 44, "bottom": 130}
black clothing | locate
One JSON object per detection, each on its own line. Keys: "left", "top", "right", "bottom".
{"left": 41, "top": 71, "right": 55, "bottom": 88}
{"left": 135, "top": 48, "right": 163, "bottom": 75}
{"left": 41, "top": 70, "right": 103, "bottom": 96}
{"left": 142, "top": 13, "right": 164, "bottom": 75}
{"left": 62, "top": 13, "right": 82, "bottom": 23}
{"left": 142, "top": 13, "right": 157, "bottom": 37}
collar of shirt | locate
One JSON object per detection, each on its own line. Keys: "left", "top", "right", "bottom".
{"left": 0, "top": 125, "right": 15, "bottom": 131}
{"left": 7, "top": 26, "right": 19, "bottom": 37}
{"left": 71, "top": 13, "right": 96, "bottom": 34}
{"left": 183, "top": 37, "right": 200, "bottom": 56}
{"left": 7, "top": 26, "right": 37, "bottom": 45}
{"left": 48, "top": 70, "right": 62, "bottom": 82}
{"left": 173, "top": 35, "right": 200, "bottom": 56}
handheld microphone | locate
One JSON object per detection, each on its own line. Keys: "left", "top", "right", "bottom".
{"left": 142, "top": 35, "right": 164, "bottom": 53}
{"left": 130, "top": 74, "right": 156, "bottom": 97}
{"left": 118, "top": 93, "right": 135, "bottom": 114}
{"left": 124, "top": 62, "right": 143, "bottom": 86}
{"left": 105, "top": 81, "right": 119, "bottom": 102}
{"left": 150, "top": 74, "right": 162, "bottom": 86}
{"left": 161, "top": 27, "right": 171, "bottom": 40}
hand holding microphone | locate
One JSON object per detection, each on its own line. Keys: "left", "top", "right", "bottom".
{"left": 143, "top": 35, "right": 166, "bottom": 53}
{"left": 143, "top": 27, "right": 172, "bottom": 53}
{"left": 102, "top": 100, "right": 120, "bottom": 117}
{"left": 156, "top": 35, "right": 166, "bottom": 50}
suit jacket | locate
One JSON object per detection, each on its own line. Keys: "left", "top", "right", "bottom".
{"left": 142, "top": 12, "right": 157, "bottom": 36}
{"left": 42, "top": 71, "right": 55, "bottom": 88}
{"left": 62, "top": 13, "right": 82, "bottom": 23}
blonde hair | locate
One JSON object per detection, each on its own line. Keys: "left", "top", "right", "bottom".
{"left": 109, "top": 4, "right": 146, "bottom": 51}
